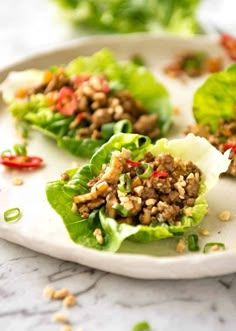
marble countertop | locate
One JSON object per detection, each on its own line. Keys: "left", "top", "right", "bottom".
{"left": 1, "top": 1, "right": 236, "bottom": 330}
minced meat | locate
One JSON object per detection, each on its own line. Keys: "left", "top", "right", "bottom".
{"left": 24, "top": 70, "right": 160, "bottom": 140}
{"left": 185, "top": 119, "right": 236, "bottom": 176}
{"left": 74, "top": 149, "right": 202, "bottom": 226}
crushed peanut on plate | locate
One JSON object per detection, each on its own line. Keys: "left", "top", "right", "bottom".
{"left": 43, "top": 285, "right": 55, "bottom": 299}
{"left": 53, "top": 288, "right": 70, "bottom": 300}
{"left": 52, "top": 312, "right": 69, "bottom": 323}
{"left": 63, "top": 295, "right": 77, "bottom": 308}
{"left": 11, "top": 177, "right": 24, "bottom": 185}
{"left": 176, "top": 239, "right": 186, "bottom": 253}
{"left": 60, "top": 325, "right": 73, "bottom": 331}
{"left": 218, "top": 210, "right": 231, "bottom": 222}
{"left": 209, "top": 244, "right": 221, "bottom": 252}
{"left": 199, "top": 229, "right": 210, "bottom": 236}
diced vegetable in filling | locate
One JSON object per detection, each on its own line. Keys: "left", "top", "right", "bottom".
{"left": 14, "top": 69, "right": 160, "bottom": 140}
{"left": 73, "top": 149, "right": 202, "bottom": 226}
{"left": 186, "top": 119, "right": 236, "bottom": 176}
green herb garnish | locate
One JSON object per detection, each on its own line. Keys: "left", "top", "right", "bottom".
{"left": 4, "top": 208, "right": 21, "bottom": 222}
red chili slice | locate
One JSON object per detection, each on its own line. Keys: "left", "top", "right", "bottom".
{"left": 72, "top": 74, "right": 91, "bottom": 85}
{"left": 223, "top": 143, "right": 236, "bottom": 152}
{"left": 76, "top": 112, "right": 85, "bottom": 121}
{"left": 220, "top": 34, "right": 236, "bottom": 61}
{"left": 152, "top": 170, "right": 168, "bottom": 178}
{"left": 126, "top": 159, "right": 142, "bottom": 166}
{"left": 0, "top": 155, "right": 43, "bottom": 169}
{"left": 56, "top": 86, "right": 78, "bottom": 116}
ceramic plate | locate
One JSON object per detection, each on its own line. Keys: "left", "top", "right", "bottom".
{"left": 0, "top": 34, "right": 235, "bottom": 279}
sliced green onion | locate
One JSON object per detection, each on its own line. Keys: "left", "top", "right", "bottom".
{"left": 118, "top": 173, "right": 131, "bottom": 193}
{"left": 136, "top": 163, "right": 153, "bottom": 179}
{"left": 130, "top": 54, "right": 145, "bottom": 67}
{"left": 101, "top": 122, "right": 115, "bottom": 140}
{"left": 114, "top": 119, "right": 132, "bottom": 134}
{"left": 4, "top": 207, "right": 21, "bottom": 222}
{"left": 15, "top": 121, "right": 29, "bottom": 139}
{"left": 87, "top": 209, "right": 99, "bottom": 228}
{"left": 187, "top": 234, "right": 199, "bottom": 252}
{"left": 112, "top": 203, "right": 129, "bottom": 217}
{"left": 132, "top": 321, "right": 151, "bottom": 331}
{"left": 13, "top": 144, "right": 27, "bottom": 156}
{"left": 137, "top": 137, "right": 149, "bottom": 147}
{"left": 203, "top": 242, "right": 225, "bottom": 253}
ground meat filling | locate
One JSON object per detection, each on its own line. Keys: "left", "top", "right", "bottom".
{"left": 73, "top": 150, "right": 202, "bottom": 226}
{"left": 21, "top": 69, "right": 160, "bottom": 140}
{"left": 186, "top": 119, "right": 236, "bottom": 176}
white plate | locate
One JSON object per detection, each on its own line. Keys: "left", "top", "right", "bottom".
{"left": 0, "top": 33, "right": 235, "bottom": 279}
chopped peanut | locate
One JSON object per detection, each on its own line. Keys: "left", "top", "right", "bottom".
{"left": 209, "top": 244, "right": 220, "bottom": 252}
{"left": 185, "top": 207, "right": 192, "bottom": 217}
{"left": 199, "top": 229, "right": 210, "bottom": 236}
{"left": 52, "top": 312, "right": 69, "bottom": 323}
{"left": 218, "top": 210, "right": 231, "bottom": 222}
{"left": 176, "top": 239, "right": 186, "bottom": 253}
{"left": 63, "top": 295, "right": 77, "bottom": 308}
{"left": 93, "top": 228, "right": 104, "bottom": 245}
{"left": 60, "top": 325, "right": 72, "bottom": 331}
{"left": 53, "top": 288, "right": 70, "bottom": 300}
{"left": 43, "top": 286, "right": 55, "bottom": 299}
{"left": 11, "top": 177, "right": 24, "bottom": 186}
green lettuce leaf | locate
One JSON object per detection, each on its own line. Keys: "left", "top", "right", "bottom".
{"left": 0, "top": 49, "right": 172, "bottom": 158}
{"left": 53, "top": 0, "right": 200, "bottom": 35}
{"left": 193, "top": 64, "right": 236, "bottom": 132}
{"left": 46, "top": 133, "right": 230, "bottom": 252}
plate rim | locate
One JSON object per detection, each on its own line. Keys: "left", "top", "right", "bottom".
{"left": 1, "top": 32, "right": 234, "bottom": 280}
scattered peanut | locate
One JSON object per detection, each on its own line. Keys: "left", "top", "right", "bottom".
{"left": 209, "top": 244, "right": 220, "bottom": 252}
{"left": 53, "top": 288, "right": 70, "bottom": 300}
{"left": 199, "top": 229, "right": 210, "bottom": 236}
{"left": 43, "top": 286, "right": 55, "bottom": 299}
{"left": 11, "top": 177, "right": 24, "bottom": 186}
{"left": 63, "top": 295, "right": 77, "bottom": 308}
{"left": 52, "top": 312, "right": 69, "bottom": 323}
{"left": 218, "top": 210, "right": 231, "bottom": 222}
{"left": 60, "top": 325, "right": 72, "bottom": 331}
{"left": 176, "top": 239, "right": 186, "bottom": 253}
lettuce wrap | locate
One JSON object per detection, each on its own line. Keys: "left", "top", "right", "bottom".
{"left": 187, "top": 64, "right": 236, "bottom": 176}
{"left": 46, "top": 133, "right": 230, "bottom": 252}
{"left": 0, "top": 49, "right": 172, "bottom": 159}
{"left": 193, "top": 64, "right": 236, "bottom": 132}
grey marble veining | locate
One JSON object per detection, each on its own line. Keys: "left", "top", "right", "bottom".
{"left": 1, "top": 1, "right": 236, "bottom": 330}
{"left": 1, "top": 241, "right": 236, "bottom": 331}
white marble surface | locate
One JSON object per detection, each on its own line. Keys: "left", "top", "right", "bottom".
{"left": 1, "top": 1, "right": 236, "bottom": 331}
